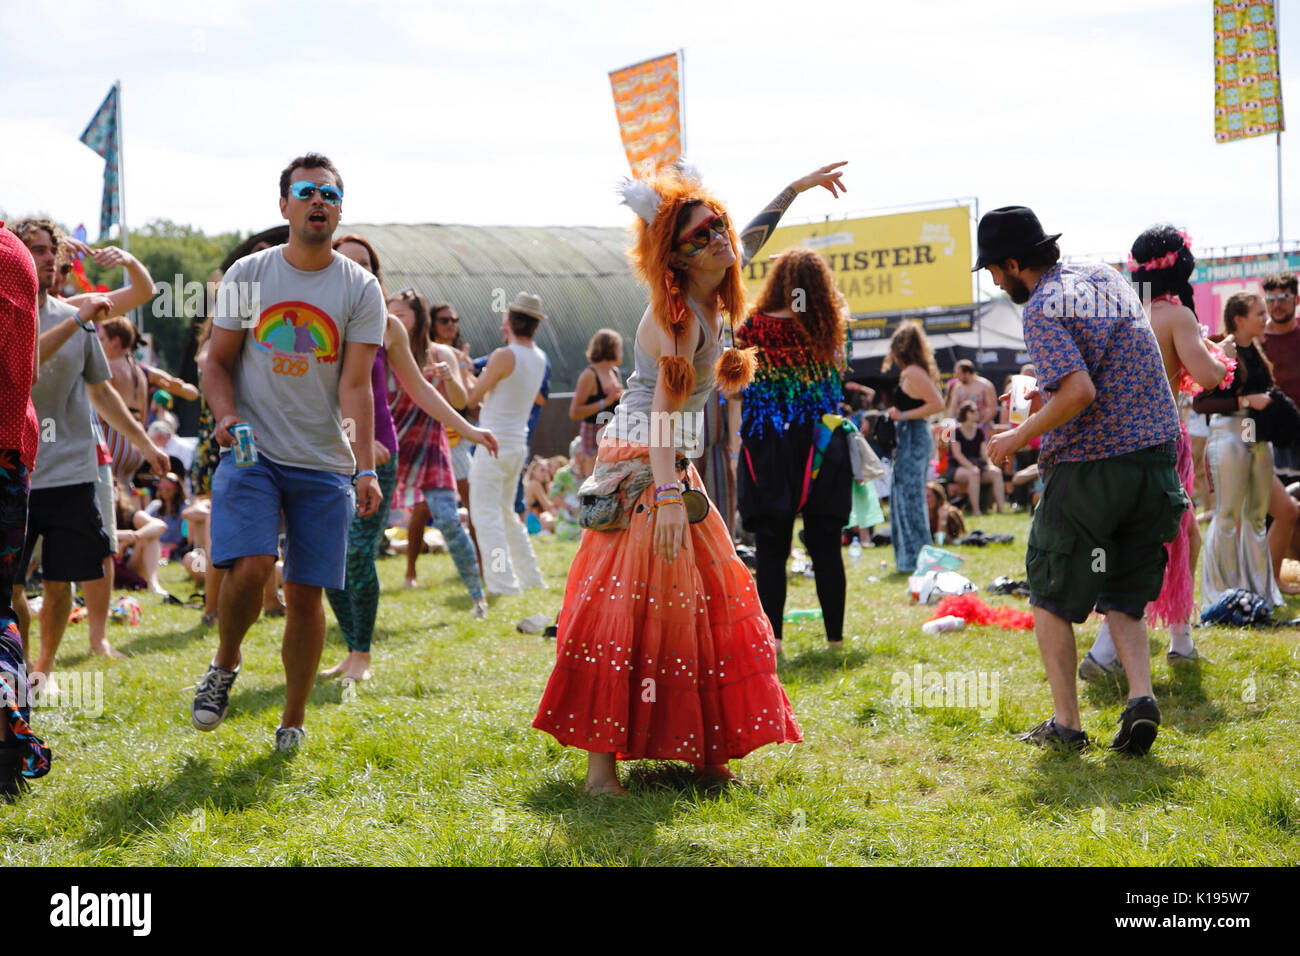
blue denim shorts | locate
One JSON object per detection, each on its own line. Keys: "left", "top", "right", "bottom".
{"left": 211, "top": 454, "right": 354, "bottom": 589}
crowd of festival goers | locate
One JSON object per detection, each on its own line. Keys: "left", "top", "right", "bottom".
{"left": 3, "top": 149, "right": 1298, "bottom": 798}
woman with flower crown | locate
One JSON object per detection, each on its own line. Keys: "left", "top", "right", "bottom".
{"left": 533, "top": 161, "right": 847, "bottom": 794}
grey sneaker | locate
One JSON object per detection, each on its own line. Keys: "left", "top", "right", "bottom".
{"left": 1077, "top": 651, "right": 1124, "bottom": 682}
{"left": 1018, "top": 716, "right": 1091, "bottom": 752}
{"left": 472, "top": 599, "right": 489, "bottom": 620}
{"left": 1166, "top": 648, "right": 1207, "bottom": 665}
{"left": 191, "top": 662, "right": 239, "bottom": 731}
{"left": 274, "top": 726, "right": 306, "bottom": 753}
{"left": 516, "top": 612, "right": 550, "bottom": 634}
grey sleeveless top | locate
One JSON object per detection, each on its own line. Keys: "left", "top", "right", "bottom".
{"left": 604, "top": 301, "right": 718, "bottom": 457}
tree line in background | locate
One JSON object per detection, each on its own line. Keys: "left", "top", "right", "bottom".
{"left": 2, "top": 212, "right": 245, "bottom": 373}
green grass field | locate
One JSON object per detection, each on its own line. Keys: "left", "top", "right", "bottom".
{"left": 4, "top": 510, "right": 1299, "bottom": 866}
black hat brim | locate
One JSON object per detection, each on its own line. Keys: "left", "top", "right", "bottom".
{"left": 972, "top": 232, "right": 1063, "bottom": 272}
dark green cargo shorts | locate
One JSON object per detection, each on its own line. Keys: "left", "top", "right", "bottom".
{"left": 1026, "top": 443, "right": 1187, "bottom": 624}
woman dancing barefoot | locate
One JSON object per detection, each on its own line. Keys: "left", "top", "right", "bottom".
{"left": 533, "top": 160, "right": 847, "bottom": 794}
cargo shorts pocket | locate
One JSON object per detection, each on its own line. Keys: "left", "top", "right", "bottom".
{"left": 1026, "top": 525, "right": 1077, "bottom": 606}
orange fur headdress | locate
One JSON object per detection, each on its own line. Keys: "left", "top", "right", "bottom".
{"left": 620, "top": 163, "right": 756, "bottom": 401}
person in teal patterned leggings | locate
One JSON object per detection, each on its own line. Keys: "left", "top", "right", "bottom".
{"left": 321, "top": 237, "right": 498, "bottom": 682}
{"left": 882, "top": 321, "right": 945, "bottom": 573}
{"left": 325, "top": 455, "right": 397, "bottom": 659}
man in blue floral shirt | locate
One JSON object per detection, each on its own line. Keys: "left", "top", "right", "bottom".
{"left": 981, "top": 206, "right": 1186, "bottom": 757}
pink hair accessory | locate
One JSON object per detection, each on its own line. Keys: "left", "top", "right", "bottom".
{"left": 1128, "top": 230, "right": 1193, "bottom": 273}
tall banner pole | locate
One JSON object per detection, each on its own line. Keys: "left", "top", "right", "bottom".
{"left": 113, "top": 79, "right": 140, "bottom": 334}
{"left": 678, "top": 48, "right": 687, "bottom": 159}
{"left": 1279, "top": 130, "right": 1286, "bottom": 270}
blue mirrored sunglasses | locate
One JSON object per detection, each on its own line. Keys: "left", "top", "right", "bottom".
{"left": 289, "top": 181, "right": 343, "bottom": 205}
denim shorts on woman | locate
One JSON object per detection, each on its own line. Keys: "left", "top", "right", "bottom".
{"left": 1026, "top": 443, "right": 1186, "bottom": 623}
{"left": 210, "top": 454, "right": 354, "bottom": 589}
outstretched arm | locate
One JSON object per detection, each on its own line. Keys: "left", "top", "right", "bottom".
{"left": 387, "top": 320, "right": 498, "bottom": 455}
{"left": 739, "top": 162, "right": 848, "bottom": 266}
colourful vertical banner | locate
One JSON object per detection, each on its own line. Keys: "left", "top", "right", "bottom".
{"left": 609, "top": 52, "right": 682, "bottom": 174}
{"left": 79, "top": 85, "right": 120, "bottom": 239}
{"left": 1214, "top": 1, "right": 1285, "bottom": 143}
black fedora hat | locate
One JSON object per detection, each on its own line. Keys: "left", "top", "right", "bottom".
{"left": 972, "top": 206, "right": 1062, "bottom": 271}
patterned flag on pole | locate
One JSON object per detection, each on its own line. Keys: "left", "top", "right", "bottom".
{"left": 1214, "top": 1, "right": 1285, "bottom": 143}
{"left": 79, "top": 85, "right": 120, "bottom": 239}
{"left": 609, "top": 53, "right": 682, "bottom": 175}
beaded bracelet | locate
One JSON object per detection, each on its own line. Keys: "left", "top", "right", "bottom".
{"left": 655, "top": 482, "right": 681, "bottom": 494}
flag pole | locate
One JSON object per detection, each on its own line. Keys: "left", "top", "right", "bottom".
{"left": 678, "top": 47, "right": 687, "bottom": 160}
{"left": 113, "top": 79, "right": 139, "bottom": 334}
{"left": 1279, "top": 130, "right": 1286, "bottom": 271}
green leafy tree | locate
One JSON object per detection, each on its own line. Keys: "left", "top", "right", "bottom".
{"left": 83, "top": 219, "right": 245, "bottom": 372}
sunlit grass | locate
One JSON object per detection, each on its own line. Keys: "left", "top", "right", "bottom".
{"left": 4, "top": 510, "right": 1298, "bottom": 865}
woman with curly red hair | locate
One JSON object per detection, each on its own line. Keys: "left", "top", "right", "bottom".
{"left": 533, "top": 160, "right": 847, "bottom": 794}
{"left": 734, "top": 248, "right": 854, "bottom": 652}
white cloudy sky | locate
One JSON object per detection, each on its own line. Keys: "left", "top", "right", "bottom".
{"left": 3, "top": 0, "right": 1297, "bottom": 271}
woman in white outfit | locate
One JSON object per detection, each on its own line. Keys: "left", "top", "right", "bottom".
{"left": 464, "top": 293, "right": 549, "bottom": 596}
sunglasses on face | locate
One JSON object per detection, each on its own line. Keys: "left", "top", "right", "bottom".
{"left": 1265, "top": 293, "right": 1296, "bottom": 302}
{"left": 675, "top": 213, "right": 729, "bottom": 257}
{"left": 436, "top": 315, "right": 459, "bottom": 324}
{"left": 288, "top": 181, "right": 343, "bottom": 204}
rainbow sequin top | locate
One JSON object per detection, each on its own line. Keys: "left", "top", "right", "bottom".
{"left": 736, "top": 313, "right": 845, "bottom": 439}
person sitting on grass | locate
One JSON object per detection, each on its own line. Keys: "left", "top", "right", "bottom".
{"left": 947, "top": 400, "right": 1006, "bottom": 516}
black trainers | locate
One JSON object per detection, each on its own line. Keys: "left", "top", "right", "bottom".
{"left": 1109, "top": 696, "right": 1160, "bottom": 756}
{"left": 1018, "top": 716, "right": 1090, "bottom": 752}
{"left": 0, "top": 746, "right": 25, "bottom": 802}
{"left": 191, "top": 661, "right": 239, "bottom": 731}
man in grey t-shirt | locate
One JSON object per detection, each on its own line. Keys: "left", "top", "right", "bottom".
{"left": 8, "top": 218, "right": 167, "bottom": 683}
{"left": 194, "top": 152, "right": 385, "bottom": 753}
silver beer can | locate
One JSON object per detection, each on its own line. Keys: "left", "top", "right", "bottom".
{"left": 231, "top": 423, "right": 258, "bottom": 467}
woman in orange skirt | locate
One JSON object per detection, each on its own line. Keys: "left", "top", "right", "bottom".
{"left": 533, "top": 160, "right": 848, "bottom": 794}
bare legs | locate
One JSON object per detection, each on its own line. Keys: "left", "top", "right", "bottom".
{"left": 1267, "top": 475, "right": 1300, "bottom": 594}
{"left": 1035, "top": 606, "right": 1153, "bottom": 732}
{"left": 405, "top": 501, "right": 430, "bottom": 588}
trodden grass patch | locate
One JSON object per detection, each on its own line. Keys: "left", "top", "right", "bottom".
{"left": 4, "top": 510, "right": 1299, "bottom": 865}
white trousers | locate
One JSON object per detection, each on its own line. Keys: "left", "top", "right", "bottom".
{"left": 468, "top": 444, "right": 544, "bottom": 595}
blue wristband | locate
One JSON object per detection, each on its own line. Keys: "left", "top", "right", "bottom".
{"left": 352, "top": 469, "right": 378, "bottom": 486}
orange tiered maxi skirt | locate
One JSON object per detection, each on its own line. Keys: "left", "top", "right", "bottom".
{"left": 533, "top": 442, "right": 802, "bottom": 766}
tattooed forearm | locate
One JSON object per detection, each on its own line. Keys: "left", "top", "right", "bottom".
{"left": 739, "top": 185, "right": 797, "bottom": 266}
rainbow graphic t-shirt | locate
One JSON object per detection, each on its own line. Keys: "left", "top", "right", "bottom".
{"left": 213, "top": 247, "right": 385, "bottom": 474}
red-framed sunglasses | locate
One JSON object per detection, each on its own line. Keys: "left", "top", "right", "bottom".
{"left": 676, "top": 213, "right": 730, "bottom": 257}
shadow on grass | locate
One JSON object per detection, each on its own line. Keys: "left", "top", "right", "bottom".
{"left": 521, "top": 762, "right": 754, "bottom": 863}
{"left": 779, "top": 647, "right": 870, "bottom": 683}
{"left": 1080, "top": 662, "right": 1229, "bottom": 736}
{"left": 1016, "top": 751, "right": 1205, "bottom": 813}
{"left": 113, "top": 620, "right": 212, "bottom": 658}
{"left": 81, "top": 751, "right": 295, "bottom": 849}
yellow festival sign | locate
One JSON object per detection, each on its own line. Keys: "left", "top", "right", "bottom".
{"left": 1214, "top": 1, "right": 1285, "bottom": 143}
{"left": 741, "top": 205, "right": 973, "bottom": 314}
{"left": 609, "top": 53, "right": 682, "bottom": 173}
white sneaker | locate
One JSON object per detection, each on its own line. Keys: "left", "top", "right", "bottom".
{"left": 274, "top": 726, "right": 306, "bottom": 753}
{"left": 472, "top": 599, "right": 489, "bottom": 619}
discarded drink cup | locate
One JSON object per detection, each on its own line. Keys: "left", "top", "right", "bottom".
{"left": 231, "top": 423, "right": 258, "bottom": 467}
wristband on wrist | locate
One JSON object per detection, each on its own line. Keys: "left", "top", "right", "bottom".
{"left": 352, "top": 469, "right": 378, "bottom": 486}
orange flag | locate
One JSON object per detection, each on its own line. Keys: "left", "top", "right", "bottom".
{"left": 609, "top": 53, "right": 682, "bottom": 174}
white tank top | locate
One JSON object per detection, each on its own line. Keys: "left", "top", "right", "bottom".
{"left": 478, "top": 342, "right": 547, "bottom": 447}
